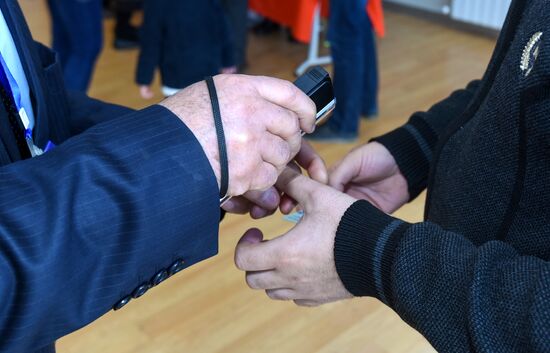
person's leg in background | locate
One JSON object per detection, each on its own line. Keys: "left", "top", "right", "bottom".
{"left": 361, "top": 14, "right": 379, "bottom": 118}
{"left": 46, "top": 0, "right": 71, "bottom": 69}
{"left": 47, "top": 0, "right": 103, "bottom": 92}
{"left": 220, "top": 0, "right": 249, "bottom": 71}
{"left": 114, "top": 0, "right": 142, "bottom": 50}
{"left": 309, "top": 0, "right": 372, "bottom": 142}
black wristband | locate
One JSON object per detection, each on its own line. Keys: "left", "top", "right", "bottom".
{"left": 205, "top": 76, "right": 229, "bottom": 198}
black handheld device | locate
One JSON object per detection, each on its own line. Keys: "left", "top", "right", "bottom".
{"left": 293, "top": 66, "right": 336, "bottom": 129}
{"left": 220, "top": 66, "right": 336, "bottom": 205}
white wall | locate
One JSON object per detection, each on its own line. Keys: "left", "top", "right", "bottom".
{"left": 451, "top": 0, "right": 512, "bottom": 30}
{"left": 384, "top": 0, "right": 451, "bottom": 14}
{"left": 385, "top": 0, "right": 512, "bottom": 30}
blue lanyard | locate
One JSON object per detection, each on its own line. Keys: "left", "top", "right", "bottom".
{"left": 0, "top": 52, "right": 55, "bottom": 154}
{"left": 0, "top": 51, "right": 30, "bottom": 138}
{"left": 0, "top": 52, "right": 21, "bottom": 110}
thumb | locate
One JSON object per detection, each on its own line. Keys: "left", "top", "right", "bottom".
{"left": 235, "top": 228, "right": 277, "bottom": 271}
{"left": 275, "top": 167, "right": 320, "bottom": 210}
{"left": 237, "top": 227, "right": 264, "bottom": 245}
{"left": 295, "top": 141, "right": 328, "bottom": 184}
{"left": 329, "top": 152, "right": 362, "bottom": 192}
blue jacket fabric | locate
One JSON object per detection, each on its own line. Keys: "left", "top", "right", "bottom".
{"left": 0, "top": 1, "right": 220, "bottom": 352}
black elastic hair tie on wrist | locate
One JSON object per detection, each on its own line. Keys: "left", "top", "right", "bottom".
{"left": 205, "top": 76, "right": 229, "bottom": 199}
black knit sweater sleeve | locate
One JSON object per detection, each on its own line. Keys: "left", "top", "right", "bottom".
{"left": 136, "top": 0, "right": 165, "bottom": 86}
{"left": 373, "top": 80, "right": 481, "bottom": 200}
{"left": 334, "top": 200, "right": 549, "bottom": 353}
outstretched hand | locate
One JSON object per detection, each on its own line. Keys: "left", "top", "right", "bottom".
{"left": 330, "top": 142, "right": 409, "bottom": 214}
{"left": 234, "top": 167, "right": 355, "bottom": 307}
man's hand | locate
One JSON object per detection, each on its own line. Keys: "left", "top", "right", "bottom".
{"left": 140, "top": 85, "right": 155, "bottom": 100}
{"left": 234, "top": 168, "right": 355, "bottom": 307}
{"left": 221, "top": 66, "right": 238, "bottom": 74}
{"left": 223, "top": 140, "right": 328, "bottom": 218}
{"left": 329, "top": 142, "right": 409, "bottom": 214}
{"left": 161, "top": 75, "right": 317, "bottom": 197}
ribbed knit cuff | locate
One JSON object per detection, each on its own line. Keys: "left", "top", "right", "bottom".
{"left": 372, "top": 116, "right": 438, "bottom": 200}
{"left": 334, "top": 200, "right": 411, "bottom": 306}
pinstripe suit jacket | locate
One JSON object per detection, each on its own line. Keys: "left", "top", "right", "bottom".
{"left": 0, "top": 1, "right": 220, "bottom": 352}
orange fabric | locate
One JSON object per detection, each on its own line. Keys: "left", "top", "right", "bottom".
{"left": 367, "top": 0, "right": 385, "bottom": 37}
{"left": 249, "top": 0, "right": 385, "bottom": 43}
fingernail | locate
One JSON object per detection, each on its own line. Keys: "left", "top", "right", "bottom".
{"left": 261, "top": 189, "right": 277, "bottom": 205}
{"left": 251, "top": 206, "right": 268, "bottom": 219}
{"left": 224, "top": 199, "right": 235, "bottom": 209}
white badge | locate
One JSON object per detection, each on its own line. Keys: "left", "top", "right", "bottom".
{"left": 19, "top": 107, "right": 30, "bottom": 130}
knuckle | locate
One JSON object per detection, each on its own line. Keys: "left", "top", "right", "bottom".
{"left": 231, "top": 165, "right": 245, "bottom": 181}
{"left": 266, "top": 290, "right": 290, "bottom": 301}
{"left": 294, "top": 300, "right": 318, "bottom": 307}
{"left": 266, "top": 165, "right": 279, "bottom": 184}
{"left": 279, "top": 111, "right": 299, "bottom": 138}
{"left": 278, "top": 142, "right": 292, "bottom": 166}
{"left": 282, "top": 81, "right": 298, "bottom": 102}
{"left": 245, "top": 275, "right": 260, "bottom": 290}
{"left": 290, "top": 132, "right": 302, "bottom": 155}
{"left": 234, "top": 252, "right": 249, "bottom": 271}
{"left": 254, "top": 164, "right": 278, "bottom": 190}
{"left": 290, "top": 113, "right": 300, "bottom": 132}
{"left": 308, "top": 98, "right": 317, "bottom": 115}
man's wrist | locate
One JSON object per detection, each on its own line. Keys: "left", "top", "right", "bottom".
{"left": 159, "top": 89, "right": 222, "bottom": 191}
{"left": 371, "top": 118, "right": 437, "bottom": 200}
{"left": 334, "top": 200, "right": 411, "bottom": 305}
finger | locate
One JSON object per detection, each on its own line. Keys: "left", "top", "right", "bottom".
{"left": 293, "top": 300, "right": 320, "bottom": 307}
{"left": 275, "top": 167, "right": 320, "bottom": 209}
{"left": 253, "top": 76, "right": 317, "bottom": 133}
{"left": 226, "top": 188, "right": 280, "bottom": 218}
{"left": 279, "top": 194, "right": 297, "bottom": 215}
{"left": 296, "top": 141, "right": 328, "bottom": 184}
{"left": 329, "top": 152, "right": 362, "bottom": 192}
{"left": 250, "top": 162, "right": 279, "bottom": 191}
{"left": 279, "top": 162, "right": 301, "bottom": 214}
{"left": 245, "top": 270, "right": 283, "bottom": 290}
{"left": 266, "top": 289, "right": 297, "bottom": 301}
{"left": 235, "top": 228, "right": 278, "bottom": 271}
{"left": 243, "top": 188, "right": 280, "bottom": 212}
{"left": 260, "top": 134, "right": 293, "bottom": 173}
{"left": 263, "top": 103, "right": 301, "bottom": 142}
{"left": 250, "top": 204, "right": 277, "bottom": 219}
{"left": 222, "top": 197, "right": 253, "bottom": 214}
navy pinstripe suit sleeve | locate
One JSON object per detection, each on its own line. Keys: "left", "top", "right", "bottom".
{"left": 0, "top": 104, "right": 220, "bottom": 353}
{"left": 65, "top": 90, "right": 136, "bottom": 136}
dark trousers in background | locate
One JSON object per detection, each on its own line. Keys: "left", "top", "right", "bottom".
{"left": 47, "top": 0, "right": 103, "bottom": 92}
{"left": 328, "top": 0, "right": 378, "bottom": 134}
{"left": 113, "top": 0, "right": 142, "bottom": 42}
{"left": 220, "top": 0, "right": 249, "bottom": 69}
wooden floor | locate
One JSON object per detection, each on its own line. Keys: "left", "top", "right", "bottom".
{"left": 20, "top": 2, "right": 496, "bottom": 352}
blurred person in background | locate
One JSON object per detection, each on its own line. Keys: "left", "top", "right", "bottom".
{"left": 103, "top": 0, "right": 142, "bottom": 50}
{"left": 46, "top": 0, "right": 103, "bottom": 92}
{"left": 220, "top": 0, "right": 248, "bottom": 72}
{"left": 309, "top": 0, "right": 379, "bottom": 142}
{"left": 112, "top": 0, "right": 142, "bottom": 50}
{"left": 137, "top": 0, "right": 236, "bottom": 99}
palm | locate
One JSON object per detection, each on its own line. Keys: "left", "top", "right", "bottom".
{"left": 331, "top": 143, "right": 409, "bottom": 214}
